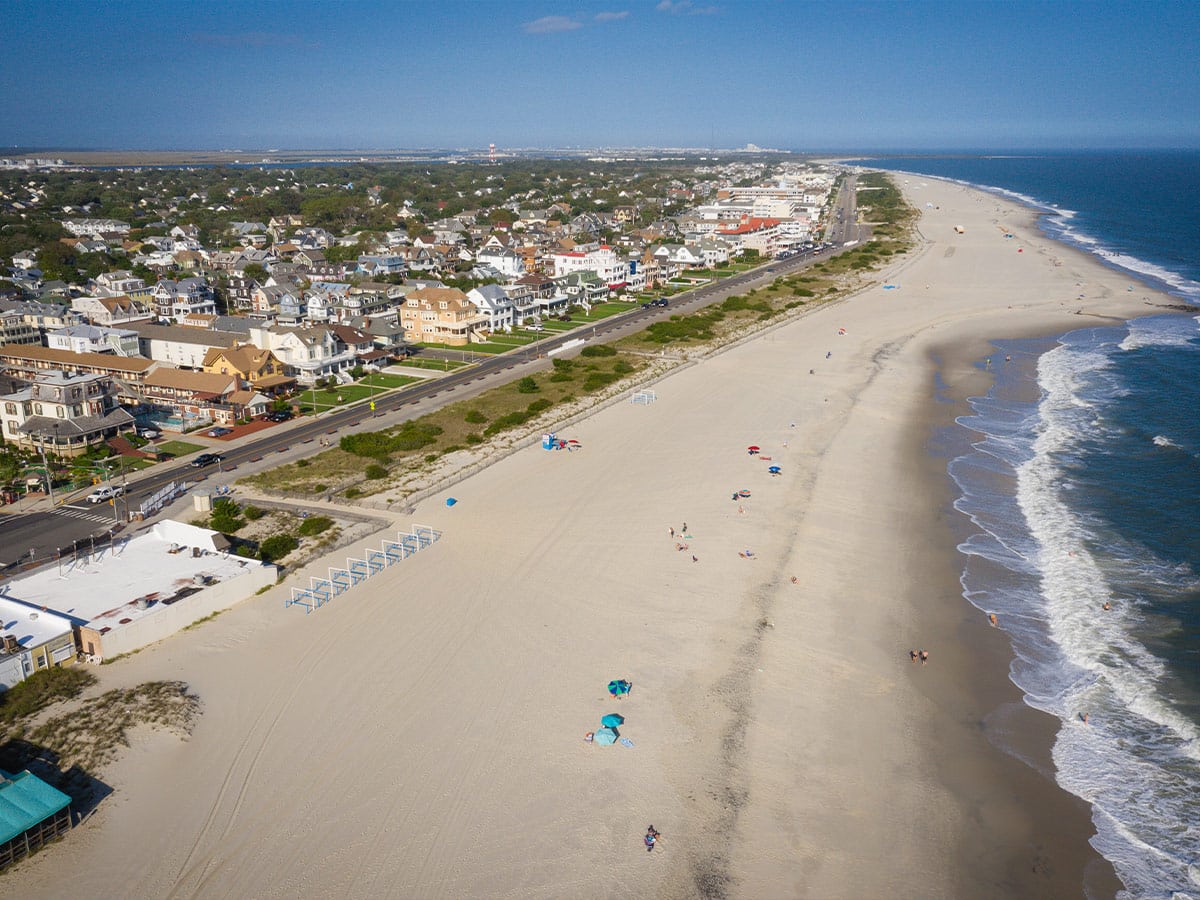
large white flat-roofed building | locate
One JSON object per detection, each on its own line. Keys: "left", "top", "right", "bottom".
{"left": 0, "top": 521, "right": 276, "bottom": 663}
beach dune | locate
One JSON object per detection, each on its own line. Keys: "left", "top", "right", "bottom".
{"left": 16, "top": 176, "right": 1159, "bottom": 898}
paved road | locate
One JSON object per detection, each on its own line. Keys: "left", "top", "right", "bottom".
{"left": 0, "top": 218, "right": 859, "bottom": 566}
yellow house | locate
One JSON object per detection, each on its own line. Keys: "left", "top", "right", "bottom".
{"left": 401, "top": 287, "right": 486, "bottom": 347}
{"left": 201, "top": 344, "right": 294, "bottom": 394}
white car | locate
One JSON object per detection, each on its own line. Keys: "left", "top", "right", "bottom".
{"left": 86, "top": 484, "right": 125, "bottom": 504}
{"left": 137, "top": 426, "right": 161, "bottom": 439}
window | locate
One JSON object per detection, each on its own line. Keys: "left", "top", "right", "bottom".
{"left": 3, "top": 402, "right": 14, "bottom": 415}
{"left": 34, "top": 403, "right": 43, "bottom": 415}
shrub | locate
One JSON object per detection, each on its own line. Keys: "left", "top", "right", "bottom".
{"left": 516, "top": 376, "right": 539, "bottom": 394}
{"left": 296, "top": 458, "right": 310, "bottom": 468}
{"left": 465, "top": 433, "right": 483, "bottom": 445}
{"left": 344, "top": 487, "right": 361, "bottom": 499}
{"left": 549, "top": 372, "right": 573, "bottom": 383}
{"left": 551, "top": 358, "right": 574, "bottom": 371}
{"left": 310, "top": 483, "right": 327, "bottom": 493}
{"left": 612, "top": 360, "right": 633, "bottom": 375}
{"left": 0, "top": 666, "right": 96, "bottom": 724}
{"left": 464, "top": 409, "right": 487, "bottom": 424}
{"left": 527, "top": 398, "right": 552, "bottom": 415}
{"left": 583, "top": 371, "right": 619, "bottom": 392}
{"left": 340, "top": 432, "right": 392, "bottom": 460}
{"left": 260, "top": 534, "right": 299, "bottom": 562}
{"left": 209, "top": 498, "right": 245, "bottom": 534}
{"left": 580, "top": 344, "right": 616, "bottom": 357}
{"left": 364, "top": 463, "right": 388, "bottom": 480}
{"left": 792, "top": 287, "right": 814, "bottom": 297}
{"left": 298, "top": 515, "right": 334, "bottom": 537}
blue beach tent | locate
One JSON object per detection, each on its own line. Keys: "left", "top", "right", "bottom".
{"left": 601, "top": 713, "right": 624, "bottom": 728}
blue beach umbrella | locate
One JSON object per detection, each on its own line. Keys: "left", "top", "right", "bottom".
{"left": 601, "top": 713, "right": 624, "bottom": 728}
{"left": 445, "top": 497, "right": 457, "bottom": 507}
{"left": 594, "top": 726, "right": 619, "bottom": 745}
{"left": 768, "top": 466, "right": 781, "bottom": 474}
{"left": 607, "top": 679, "right": 631, "bottom": 698}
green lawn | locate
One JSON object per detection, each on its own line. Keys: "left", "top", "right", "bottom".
{"left": 360, "top": 373, "right": 419, "bottom": 389}
{"left": 392, "top": 356, "right": 469, "bottom": 371}
{"left": 156, "top": 440, "right": 205, "bottom": 458}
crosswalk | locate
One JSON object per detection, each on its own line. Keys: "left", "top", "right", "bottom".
{"left": 55, "top": 504, "right": 120, "bottom": 526}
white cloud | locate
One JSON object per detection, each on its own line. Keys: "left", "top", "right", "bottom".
{"left": 523, "top": 15, "right": 583, "bottom": 34}
{"left": 594, "top": 10, "right": 630, "bottom": 22}
{"left": 656, "top": 0, "right": 717, "bottom": 13}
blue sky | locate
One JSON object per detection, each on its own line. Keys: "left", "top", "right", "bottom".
{"left": 2, "top": 0, "right": 1197, "bottom": 151}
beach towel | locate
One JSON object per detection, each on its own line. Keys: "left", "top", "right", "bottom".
{"left": 619, "top": 737, "right": 635, "bottom": 748}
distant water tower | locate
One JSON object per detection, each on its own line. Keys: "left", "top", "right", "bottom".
{"left": 489, "top": 143, "right": 496, "bottom": 163}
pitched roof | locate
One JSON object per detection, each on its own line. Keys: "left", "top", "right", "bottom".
{"left": 142, "top": 368, "right": 237, "bottom": 394}
{"left": 0, "top": 344, "right": 155, "bottom": 373}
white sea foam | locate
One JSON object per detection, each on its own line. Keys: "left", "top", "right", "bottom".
{"left": 951, "top": 326, "right": 1200, "bottom": 896}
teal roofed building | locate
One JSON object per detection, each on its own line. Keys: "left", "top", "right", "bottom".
{"left": 0, "top": 770, "right": 73, "bottom": 870}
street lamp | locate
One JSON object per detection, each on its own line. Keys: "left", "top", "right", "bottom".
{"left": 37, "top": 429, "right": 56, "bottom": 506}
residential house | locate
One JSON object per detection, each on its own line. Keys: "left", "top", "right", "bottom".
{"left": 152, "top": 278, "right": 216, "bottom": 322}
{"left": 400, "top": 288, "right": 485, "bottom": 347}
{"left": 0, "top": 596, "right": 77, "bottom": 689}
{"left": 246, "top": 323, "right": 354, "bottom": 384}
{"left": 476, "top": 246, "right": 525, "bottom": 279}
{"left": 201, "top": 344, "right": 294, "bottom": 395}
{"left": 0, "top": 298, "right": 83, "bottom": 332}
{"left": 466, "top": 284, "right": 514, "bottom": 332}
{"left": 552, "top": 245, "right": 628, "bottom": 289}
{"left": 46, "top": 324, "right": 139, "bottom": 356}
{"left": 93, "top": 270, "right": 147, "bottom": 297}
{"left": 0, "top": 370, "right": 135, "bottom": 457}
{"left": 0, "top": 309, "right": 38, "bottom": 347}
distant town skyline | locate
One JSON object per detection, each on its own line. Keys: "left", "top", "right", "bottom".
{"left": 3, "top": 0, "right": 1197, "bottom": 152}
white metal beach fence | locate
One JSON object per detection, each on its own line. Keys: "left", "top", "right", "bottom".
{"left": 631, "top": 389, "right": 657, "bottom": 405}
{"left": 286, "top": 524, "right": 441, "bottom": 613}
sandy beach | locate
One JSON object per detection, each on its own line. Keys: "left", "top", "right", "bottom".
{"left": 15, "top": 176, "right": 1170, "bottom": 898}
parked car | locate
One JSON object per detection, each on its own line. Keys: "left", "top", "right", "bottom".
{"left": 654, "top": 298, "right": 669, "bottom": 308}
{"left": 208, "top": 426, "right": 233, "bottom": 438}
{"left": 528, "top": 323, "right": 544, "bottom": 332}
{"left": 263, "top": 410, "right": 292, "bottom": 423}
{"left": 136, "top": 426, "right": 161, "bottom": 439}
{"left": 190, "top": 453, "right": 224, "bottom": 468}
{"left": 86, "top": 484, "right": 125, "bottom": 504}
{"left": 641, "top": 302, "right": 653, "bottom": 309}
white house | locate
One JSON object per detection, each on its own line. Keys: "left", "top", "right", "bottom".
{"left": 551, "top": 245, "right": 629, "bottom": 289}
{"left": 466, "top": 284, "right": 514, "bottom": 332}
{"left": 46, "top": 324, "right": 140, "bottom": 356}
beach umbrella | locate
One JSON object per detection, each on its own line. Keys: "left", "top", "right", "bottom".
{"left": 607, "top": 679, "right": 631, "bottom": 698}
{"left": 747, "top": 445, "right": 760, "bottom": 451}
{"left": 768, "top": 466, "right": 781, "bottom": 474}
{"left": 445, "top": 497, "right": 458, "bottom": 507}
{"left": 601, "top": 713, "right": 624, "bottom": 728}
{"left": 594, "top": 726, "right": 619, "bottom": 745}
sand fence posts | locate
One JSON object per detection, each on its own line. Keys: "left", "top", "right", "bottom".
{"left": 285, "top": 524, "right": 442, "bottom": 614}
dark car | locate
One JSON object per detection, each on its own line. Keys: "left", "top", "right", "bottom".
{"left": 263, "top": 410, "right": 292, "bottom": 423}
{"left": 641, "top": 302, "right": 653, "bottom": 309}
{"left": 654, "top": 298, "right": 669, "bottom": 308}
{"left": 190, "top": 453, "right": 224, "bottom": 468}
{"left": 208, "top": 426, "right": 233, "bottom": 438}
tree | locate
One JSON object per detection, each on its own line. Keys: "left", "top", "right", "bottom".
{"left": 242, "top": 263, "right": 268, "bottom": 283}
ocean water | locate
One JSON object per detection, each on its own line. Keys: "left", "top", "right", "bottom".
{"left": 857, "top": 153, "right": 1200, "bottom": 899}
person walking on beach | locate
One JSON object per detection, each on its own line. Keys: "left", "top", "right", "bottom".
{"left": 919, "top": 650, "right": 929, "bottom": 665}
{"left": 669, "top": 526, "right": 675, "bottom": 538}
{"left": 645, "top": 825, "right": 661, "bottom": 852}
{"left": 910, "top": 649, "right": 919, "bottom": 663}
